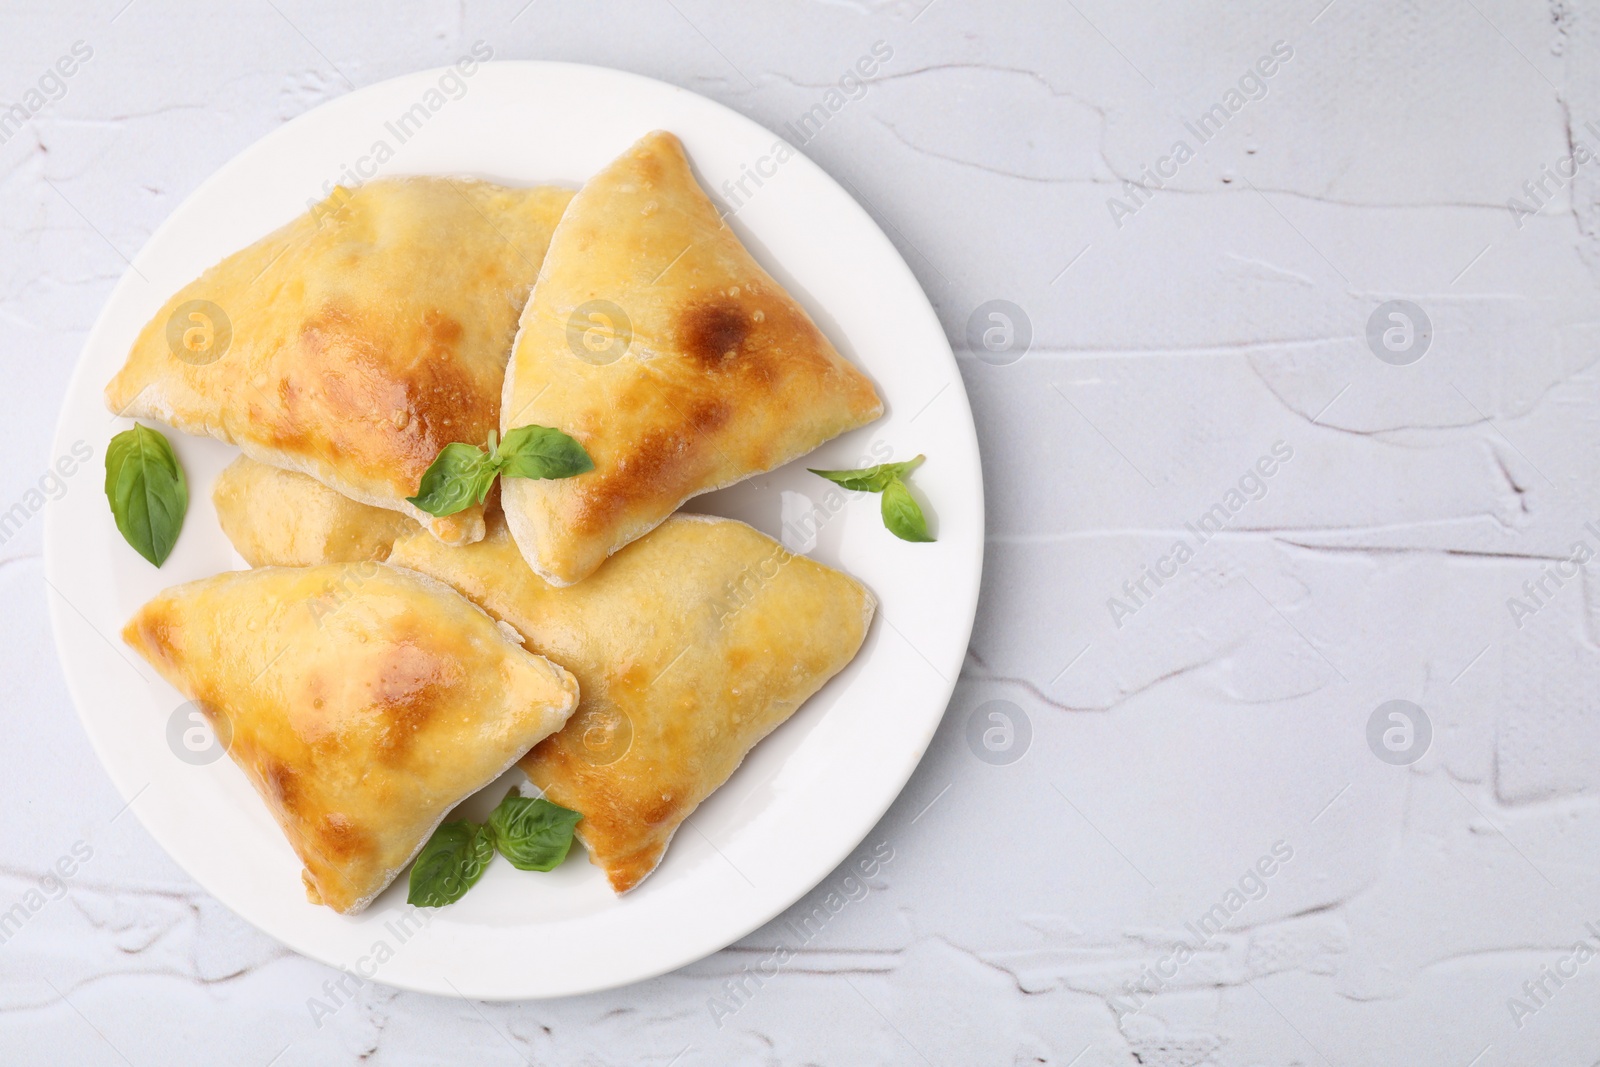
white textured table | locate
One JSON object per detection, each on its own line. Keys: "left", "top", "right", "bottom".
{"left": 4, "top": 1, "right": 1600, "bottom": 1063}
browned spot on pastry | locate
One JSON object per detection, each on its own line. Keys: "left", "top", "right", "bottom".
{"left": 639, "top": 793, "right": 682, "bottom": 828}
{"left": 572, "top": 425, "right": 693, "bottom": 535}
{"left": 524, "top": 732, "right": 557, "bottom": 761}
{"left": 314, "top": 812, "right": 371, "bottom": 861}
{"left": 370, "top": 641, "right": 457, "bottom": 761}
{"left": 723, "top": 645, "right": 753, "bottom": 675}
{"left": 567, "top": 343, "right": 744, "bottom": 529}
{"left": 126, "top": 607, "right": 179, "bottom": 666}
{"left": 570, "top": 296, "right": 781, "bottom": 533}
{"left": 422, "top": 309, "right": 463, "bottom": 350}
{"left": 606, "top": 848, "right": 666, "bottom": 894}
{"left": 263, "top": 757, "right": 300, "bottom": 816}
{"left": 690, "top": 398, "right": 729, "bottom": 435}
{"left": 290, "top": 306, "right": 498, "bottom": 483}
{"left": 678, "top": 300, "right": 751, "bottom": 368}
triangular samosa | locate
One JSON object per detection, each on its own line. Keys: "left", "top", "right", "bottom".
{"left": 213, "top": 454, "right": 416, "bottom": 567}
{"left": 123, "top": 563, "right": 580, "bottom": 913}
{"left": 106, "top": 179, "right": 574, "bottom": 545}
{"left": 500, "top": 131, "right": 883, "bottom": 585}
{"left": 389, "top": 512, "right": 875, "bottom": 892}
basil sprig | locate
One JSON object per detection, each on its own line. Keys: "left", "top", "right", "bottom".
{"left": 407, "top": 821, "right": 495, "bottom": 908}
{"left": 104, "top": 423, "right": 189, "bottom": 566}
{"left": 808, "top": 454, "right": 934, "bottom": 543}
{"left": 807, "top": 455, "right": 922, "bottom": 493}
{"left": 409, "top": 442, "right": 498, "bottom": 518}
{"left": 407, "top": 791, "right": 583, "bottom": 908}
{"left": 880, "top": 478, "right": 934, "bottom": 542}
{"left": 408, "top": 425, "right": 593, "bottom": 518}
{"left": 487, "top": 793, "right": 584, "bottom": 872}
{"left": 495, "top": 424, "right": 593, "bottom": 481}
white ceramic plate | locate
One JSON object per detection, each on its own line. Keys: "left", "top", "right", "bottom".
{"left": 45, "top": 61, "right": 981, "bottom": 999}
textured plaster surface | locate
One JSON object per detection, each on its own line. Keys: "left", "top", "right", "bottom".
{"left": 3, "top": 0, "right": 1600, "bottom": 1063}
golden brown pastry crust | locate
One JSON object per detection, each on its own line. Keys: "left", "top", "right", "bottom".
{"left": 389, "top": 512, "right": 875, "bottom": 893}
{"left": 123, "top": 563, "right": 579, "bottom": 913}
{"left": 106, "top": 179, "right": 574, "bottom": 545}
{"left": 213, "top": 455, "right": 418, "bottom": 567}
{"left": 500, "top": 131, "right": 883, "bottom": 585}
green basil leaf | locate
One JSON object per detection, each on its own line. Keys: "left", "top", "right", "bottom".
{"left": 486, "top": 791, "right": 582, "bottom": 872}
{"left": 407, "top": 820, "right": 495, "bottom": 907}
{"left": 496, "top": 424, "right": 595, "bottom": 481}
{"left": 807, "top": 455, "right": 924, "bottom": 493}
{"left": 881, "top": 477, "right": 934, "bottom": 542}
{"left": 407, "top": 442, "right": 496, "bottom": 517}
{"left": 104, "top": 423, "right": 188, "bottom": 567}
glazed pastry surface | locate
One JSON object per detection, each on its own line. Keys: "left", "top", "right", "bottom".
{"left": 123, "top": 563, "right": 580, "bottom": 913}
{"left": 213, "top": 455, "right": 418, "bottom": 567}
{"left": 500, "top": 131, "right": 882, "bottom": 584}
{"left": 106, "top": 179, "right": 574, "bottom": 545}
{"left": 390, "top": 513, "right": 875, "bottom": 892}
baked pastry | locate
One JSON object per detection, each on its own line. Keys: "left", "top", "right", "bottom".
{"left": 389, "top": 511, "right": 875, "bottom": 892}
{"left": 122, "top": 563, "right": 580, "bottom": 913}
{"left": 213, "top": 455, "right": 417, "bottom": 567}
{"left": 499, "top": 131, "right": 883, "bottom": 585}
{"left": 105, "top": 179, "right": 574, "bottom": 546}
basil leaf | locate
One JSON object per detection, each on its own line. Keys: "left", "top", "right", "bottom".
{"left": 407, "top": 820, "right": 495, "bottom": 907}
{"left": 104, "top": 423, "right": 188, "bottom": 567}
{"left": 808, "top": 455, "right": 924, "bottom": 493}
{"left": 881, "top": 477, "right": 934, "bottom": 542}
{"left": 496, "top": 424, "right": 594, "bottom": 481}
{"left": 486, "top": 791, "right": 582, "bottom": 872}
{"left": 807, "top": 454, "right": 936, "bottom": 542}
{"left": 407, "top": 442, "right": 496, "bottom": 517}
